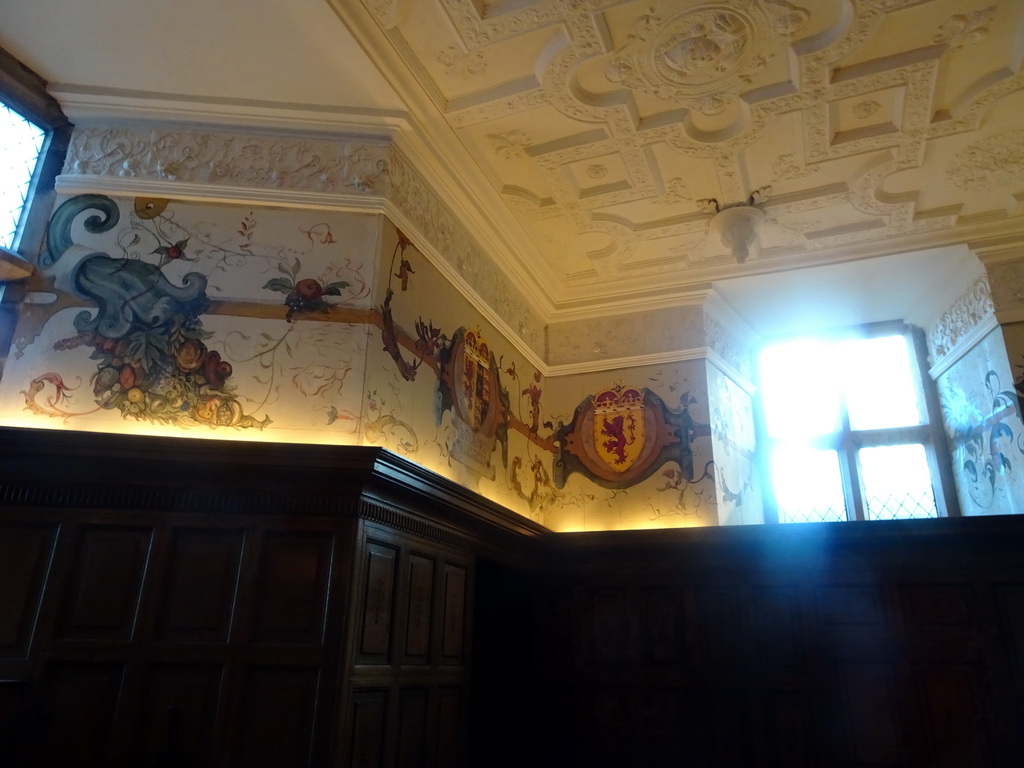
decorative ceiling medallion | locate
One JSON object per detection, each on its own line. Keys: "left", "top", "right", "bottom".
{"left": 605, "top": 1, "right": 810, "bottom": 104}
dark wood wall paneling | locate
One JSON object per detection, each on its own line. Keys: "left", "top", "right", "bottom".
{"left": 2, "top": 427, "right": 1024, "bottom": 767}
{"left": 343, "top": 523, "right": 474, "bottom": 768}
{"left": 0, "top": 427, "right": 543, "bottom": 768}
{"left": 486, "top": 521, "right": 1024, "bottom": 768}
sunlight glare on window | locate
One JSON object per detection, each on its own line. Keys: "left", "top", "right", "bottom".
{"left": 1, "top": 103, "right": 46, "bottom": 250}
{"left": 771, "top": 447, "right": 847, "bottom": 523}
{"left": 760, "top": 340, "right": 840, "bottom": 440}
{"left": 841, "top": 335, "right": 922, "bottom": 431}
{"left": 858, "top": 444, "right": 938, "bottom": 520}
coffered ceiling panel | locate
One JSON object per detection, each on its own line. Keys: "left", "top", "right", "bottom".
{"left": 340, "top": 0, "right": 1024, "bottom": 314}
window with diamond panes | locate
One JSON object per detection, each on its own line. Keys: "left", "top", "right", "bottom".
{"left": 759, "top": 328, "right": 949, "bottom": 523}
{"left": 0, "top": 102, "right": 46, "bottom": 250}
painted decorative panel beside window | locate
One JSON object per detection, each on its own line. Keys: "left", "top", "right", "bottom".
{"left": 759, "top": 326, "right": 957, "bottom": 523}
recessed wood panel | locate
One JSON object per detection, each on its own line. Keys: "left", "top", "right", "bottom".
{"left": 754, "top": 587, "right": 803, "bottom": 668}
{"left": 994, "top": 583, "right": 1024, "bottom": 674}
{"left": 252, "top": 532, "right": 334, "bottom": 645}
{"left": 919, "top": 665, "right": 986, "bottom": 768}
{"left": 441, "top": 564, "right": 467, "bottom": 664}
{"left": 639, "top": 590, "right": 678, "bottom": 666}
{"left": 231, "top": 665, "right": 320, "bottom": 768}
{"left": 157, "top": 528, "right": 244, "bottom": 643}
{"left": 36, "top": 662, "right": 124, "bottom": 767}
{"left": 58, "top": 526, "right": 152, "bottom": 641}
{"left": 349, "top": 688, "right": 388, "bottom": 768}
{"left": 405, "top": 554, "right": 435, "bottom": 661}
{"left": 359, "top": 542, "right": 398, "bottom": 663}
{"left": 840, "top": 663, "right": 903, "bottom": 766}
{"left": 763, "top": 689, "right": 816, "bottom": 768}
{"left": 0, "top": 523, "right": 57, "bottom": 657}
{"left": 585, "top": 589, "right": 628, "bottom": 666}
{"left": 397, "top": 687, "right": 428, "bottom": 768}
{"left": 436, "top": 687, "right": 462, "bottom": 768}
{"left": 133, "top": 664, "right": 223, "bottom": 768}
{"left": 696, "top": 586, "right": 743, "bottom": 667}
{"left": 816, "top": 586, "right": 885, "bottom": 626}
{"left": 707, "top": 687, "right": 754, "bottom": 766}
{"left": 901, "top": 584, "right": 975, "bottom": 628}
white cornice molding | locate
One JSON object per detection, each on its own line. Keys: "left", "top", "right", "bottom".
{"left": 544, "top": 347, "right": 711, "bottom": 378}
{"left": 55, "top": 174, "right": 388, "bottom": 213}
{"left": 324, "top": 0, "right": 564, "bottom": 312}
{"left": 969, "top": 235, "right": 1024, "bottom": 265}
{"left": 543, "top": 345, "right": 755, "bottom": 391}
{"left": 50, "top": 84, "right": 409, "bottom": 140}
{"left": 928, "top": 311, "right": 999, "bottom": 380}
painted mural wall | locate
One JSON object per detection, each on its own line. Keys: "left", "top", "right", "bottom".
{"left": 706, "top": 361, "right": 763, "bottom": 526}
{"left": 0, "top": 194, "right": 376, "bottom": 445}
{"left": 936, "top": 326, "right": 1024, "bottom": 516}
{"left": 540, "top": 361, "right": 718, "bottom": 531}
{"left": 0, "top": 192, "right": 742, "bottom": 530}
{"left": 359, "top": 221, "right": 550, "bottom": 522}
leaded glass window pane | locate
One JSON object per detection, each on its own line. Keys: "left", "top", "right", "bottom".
{"left": 0, "top": 103, "right": 46, "bottom": 250}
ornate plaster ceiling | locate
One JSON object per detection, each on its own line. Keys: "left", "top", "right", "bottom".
{"left": 331, "top": 0, "right": 1024, "bottom": 316}
{"left": 2, "top": 0, "right": 1023, "bottom": 352}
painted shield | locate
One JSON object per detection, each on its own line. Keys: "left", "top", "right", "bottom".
{"left": 592, "top": 385, "right": 646, "bottom": 473}
{"left": 457, "top": 330, "right": 492, "bottom": 430}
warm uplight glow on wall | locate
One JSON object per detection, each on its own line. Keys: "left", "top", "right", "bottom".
{"left": 0, "top": 416, "right": 364, "bottom": 447}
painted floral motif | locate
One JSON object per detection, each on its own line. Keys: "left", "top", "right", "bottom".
{"left": 263, "top": 258, "right": 350, "bottom": 321}
{"left": 944, "top": 368, "right": 1023, "bottom": 508}
{"left": 29, "top": 248, "right": 267, "bottom": 429}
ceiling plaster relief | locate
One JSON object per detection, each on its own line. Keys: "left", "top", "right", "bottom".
{"left": 932, "top": 6, "right": 997, "bottom": 53}
{"left": 387, "top": 0, "right": 1021, "bottom": 290}
{"left": 437, "top": 45, "right": 489, "bottom": 78}
{"left": 946, "top": 131, "right": 1024, "bottom": 193}
{"left": 325, "top": 0, "right": 1024, "bottom": 367}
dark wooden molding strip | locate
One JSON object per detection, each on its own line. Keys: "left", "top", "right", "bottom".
{"left": 0, "top": 45, "right": 69, "bottom": 130}
{"left": 359, "top": 499, "right": 475, "bottom": 552}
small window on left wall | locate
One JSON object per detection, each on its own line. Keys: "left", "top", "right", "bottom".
{"left": 1, "top": 101, "right": 47, "bottom": 250}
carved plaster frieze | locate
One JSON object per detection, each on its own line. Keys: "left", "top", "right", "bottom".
{"left": 546, "top": 303, "right": 706, "bottom": 366}
{"left": 928, "top": 276, "right": 995, "bottom": 362}
{"left": 65, "top": 127, "right": 392, "bottom": 195}
{"left": 947, "top": 130, "right": 1024, "bottom": 193}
